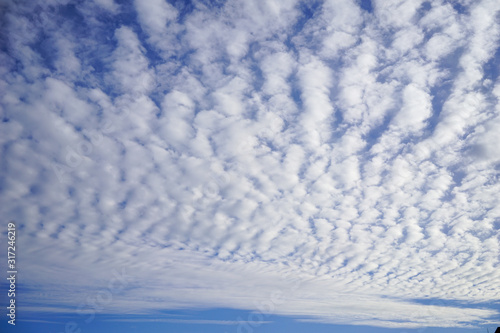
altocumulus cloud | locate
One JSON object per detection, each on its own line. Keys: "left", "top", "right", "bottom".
{"left": 1, "top": 0, "right": 500, "bottom": 329}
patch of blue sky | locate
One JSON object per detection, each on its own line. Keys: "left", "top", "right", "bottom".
{"left": 288, "top": 0, "right": 323, "bottom": 48}
{"left": 358, "top": 0, "right": 373, "bottom": 13}
{"left": 3, "top": 308, "right": 496, "bottom": 333}
{"left": 410, "top": 298, "right": 500, "bottom": 322}
{"left": 483, "top": 46, "right": 500, "bottom": 83}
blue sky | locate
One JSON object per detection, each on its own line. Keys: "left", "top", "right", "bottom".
{"left": 1, "top": 0, "right": 500, "bottom": 332}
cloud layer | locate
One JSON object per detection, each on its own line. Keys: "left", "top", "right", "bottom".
{"left": 1, "top": 0, "right": 500, "bottom": 329}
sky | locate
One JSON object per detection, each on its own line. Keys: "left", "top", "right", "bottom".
{"left": 0, "top": 0, "right": 500, "bottom": 332}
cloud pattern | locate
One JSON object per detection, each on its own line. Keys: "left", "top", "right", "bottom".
{"left": 1, "top": 0, "right": 500, "bottom": 329}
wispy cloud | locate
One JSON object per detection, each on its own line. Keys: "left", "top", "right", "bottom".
{"left": 104, "top": 318, "right": 271, "bottom": 325}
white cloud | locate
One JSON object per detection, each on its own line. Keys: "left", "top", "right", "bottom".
{"left": 391, "top": 83, "right": 432, "bottom": 132}
{"left": 110, "top": 26, "right": 154, "bottom": 95}
{"left": 373, "top": 0, "right": 423, "bottom": 29}
{"left": 134, "top": 0, "right": 177, "bottom": 36}
{"left": 1, "top": 0, "right": 500, "bottom": 330}
{"left": 93, "top": 0, "right": 119, "bottom": 13}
